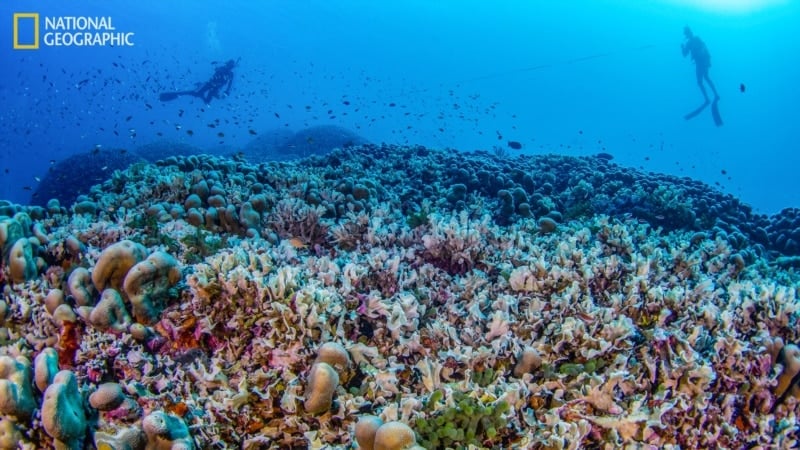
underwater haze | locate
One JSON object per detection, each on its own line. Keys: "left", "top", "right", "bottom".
{"left": 1, "top": 0, "right": 798, "bottom": 213}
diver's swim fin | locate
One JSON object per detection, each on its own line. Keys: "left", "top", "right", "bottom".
{"left": 159, "top": 90, "right": 197, "bottom": 102}
{"left": 684, "top": 101, "right": 709, "bottom": 121}
{"left": 711, "top": 98, "right": 723, "bottom": 127}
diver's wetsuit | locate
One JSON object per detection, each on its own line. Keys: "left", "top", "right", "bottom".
{"left": 193, "top": 59, "right": 236, "bottom": 103}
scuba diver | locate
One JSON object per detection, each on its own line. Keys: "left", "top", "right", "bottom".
{"left": 159, "top": 58, "right": 239, "bottom": 103}
{"left": 681, "top": 27, "right": 718, "bottom": 104}
{"left": 681, "top": 27, "right": 723, "bottom": 126}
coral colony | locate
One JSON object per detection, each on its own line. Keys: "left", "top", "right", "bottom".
{"left": 1, "top": 143, "right": 800, "bottom": 449}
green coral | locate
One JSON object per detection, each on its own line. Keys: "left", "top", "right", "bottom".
{"left": 414, "top": 390, "right": 511, "bottom": 449}
{"left": 180, "top": 226, "right": 226, "bottom": 264}
{"left": 406, "top": 210, "right": 429, "bottom": 229}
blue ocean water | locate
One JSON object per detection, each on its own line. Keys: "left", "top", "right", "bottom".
{"left": 1, "top": 0, "right": 798, "bottom": 213}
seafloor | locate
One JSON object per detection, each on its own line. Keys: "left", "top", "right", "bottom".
{"left": 1, "top": 144, "right": 799, "bottom": 449}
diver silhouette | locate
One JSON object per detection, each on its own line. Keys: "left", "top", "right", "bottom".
{"left": 159, "top": 58, "right": 239, "bottom": 104}
{"left": 681, "top": 27, "right": 723, "bottom": 126}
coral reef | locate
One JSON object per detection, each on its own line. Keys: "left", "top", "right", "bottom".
{"left": 0, "top": 144, "right": 799, "bottom": 449}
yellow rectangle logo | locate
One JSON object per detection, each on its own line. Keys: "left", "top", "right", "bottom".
{"left": 13, "top": 13, "right": 39, "bottom": 50}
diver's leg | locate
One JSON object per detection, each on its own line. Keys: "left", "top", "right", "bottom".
{"left": 704, "top": 72, "right": 719, "bottom": 100}
{"left": 696, "top": 67, "right": 709, "bottom": 103}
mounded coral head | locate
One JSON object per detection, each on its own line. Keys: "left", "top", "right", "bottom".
{"left": 42, "top": 370, "right": 87, "bottom": 450}
{"left": 315, "top": 342, "right": 351, "bottom": 377}
{"left": 0, "top": 355, "right": 36, "bottom": 419}
{"left": 303, "top": 362, "right": 339, "bottom": 415}
{"left": 0, "top": 418, "right": 22, "bottom": 450}
{"left": 774, "top": 343, "right": 800, "bottom": 402}
{"left": 7, "top": 238, "right": 37, "bottom": 283}
{"left": 374, "top": 421, "right": 418, "bottom": 450}
{"left": 92, "top": 240, "right": 148, "bottom": 292}
{"left": 89, "top": 289, "right": 133, "bottom": 334}
{"left": 89, "top": 382, "right": 126, "bottom": 411}
{"left": 34, "top": 347, "right": 59, "bottom": 393}
{"left": 67, "top": 267, "right": 96, "bottom": 307}
{"left": 142, "top": 410, "right": 194, "bottom": 450}
{"left": 94, "top": 426, "right": 146, "bottom": 450}
{"left": 355, "top": 415, "right": 384, "bottom": 450}
{"left": 123, "top": 251, "right": 182, "bottom": 324}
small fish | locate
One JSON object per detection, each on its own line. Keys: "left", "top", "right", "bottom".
{"left": 249, "top": 129, "right": 257, "bottom": 135}
{"left": 288, "top": 238, "right": 307, "bottom": 249}
{"left": 217, "top": 132, "right": 224, "bottom": 138}
{"left": 23, "top": 186, "right": 32, "bottom": 191}
{"left": 740, "top": 83, "right": 746, "bottom": 93}
{"left": 186, "top": 130, "right": 194, "bottom": 136}
{"left": 34, "top": 176, "right": 40, "bottom": 181}
{"left": 507, "top": 141, "right": 522, "bottom": 150}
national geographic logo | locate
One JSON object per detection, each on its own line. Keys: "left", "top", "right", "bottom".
{"left": 13, "top": 13, "right": 135, "bottom": 49}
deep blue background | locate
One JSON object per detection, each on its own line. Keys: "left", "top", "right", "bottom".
{"left": 1, "top": 0, "right": 797, "bottom": 213}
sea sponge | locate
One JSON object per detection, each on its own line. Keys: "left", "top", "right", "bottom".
{"left": 92, "top": 240, "right": 148, "bottom": 292}
{"left": 123, "top": 251, "right": 181, "bottom": 324}
{"left": 355, "top": 415, "right": 384, "bottom": 450}
{"left": 94, "top": 426, "right": 146, "bottom": 450}
{"left": 142, "top": 410, "right": 194, "bottom": 450}
{"left": 373, "top": 421, "right": 418, "bottom": 450}
{"left": 89, "top": 289, "right": 133, "bottom": 334}
{"left": 42, "top": 370, "right": 87, "bottom": 450}
{"left": 0, "top": 355, "right": 36, "bottom": 419}
{"left": 34, "top": 347, "right": 59, "bottom": 392}
{"left": 7, "top": 238, "right": 37, "bottom": 283}
{"left": 303, "top": 362, "right": 339, "bottom": 415}
{"left": 89, "top": 382, "right": 126, "bottom": 411}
